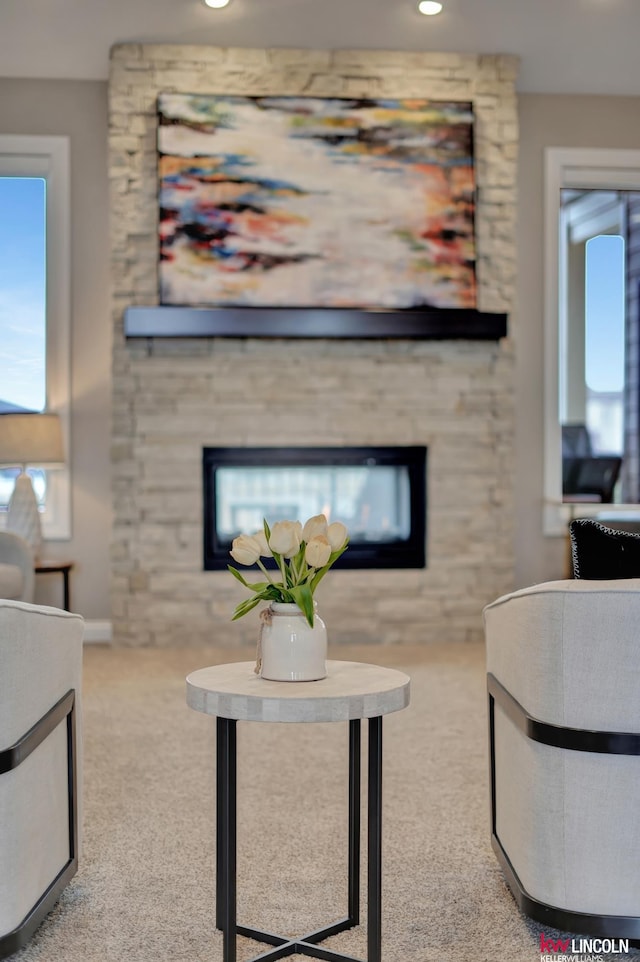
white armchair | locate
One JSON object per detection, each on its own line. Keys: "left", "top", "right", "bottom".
{"left": 0, "top": 599, "right": 84, "bottom": 958}
{"left": 484, "top": 579, "right": 640, "bottom": 940}
{"left": 0, "top": 531, "right": 34, "bottom": 603}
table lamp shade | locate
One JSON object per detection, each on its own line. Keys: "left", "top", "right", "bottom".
{"left": 0, "top": 413, "right": 65, "bottom": 467}
{"left": 0, "top": 413, "right": 65, "bottom": 561}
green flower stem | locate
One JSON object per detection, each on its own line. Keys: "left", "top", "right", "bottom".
{"left": 291, "top": 554, "right": 302, "bottom": 584}
{"left": 257, "top": 559, "right": 278, "bottom": 587}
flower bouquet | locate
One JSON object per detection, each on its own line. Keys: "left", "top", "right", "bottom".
{"left": 228, "top": 515, "right": 349, "bottom": 627}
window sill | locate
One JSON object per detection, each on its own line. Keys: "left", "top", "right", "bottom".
{"left": 544, "top": 500, "right": 640, "bottom": 537}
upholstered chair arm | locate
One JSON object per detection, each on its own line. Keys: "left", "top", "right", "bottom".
{"left": 484, "top": 578, "right": 640, "bottom": 733}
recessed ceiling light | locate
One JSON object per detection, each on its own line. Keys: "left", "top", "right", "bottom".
{"left": 418, "top": 1, "right": 443, "bottom": 14}
{"left": 204, "top": 0, "right": 231, "bottom": 7}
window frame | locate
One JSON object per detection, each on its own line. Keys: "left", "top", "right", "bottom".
{"left": 544, "top": 148, "right": 640, "bottom": 535}
{"left": 0, "top": 135, "right": 71, "bottom": 540}
{"left": 560, "top": 194, "right": 626, "bottom": 435}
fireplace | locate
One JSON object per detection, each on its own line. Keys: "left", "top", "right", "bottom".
{"left": 109, "top": 45, "right": 517, "bottom": 647}
{"left": 203, "top": 446, "right": 427, "bottom": 571}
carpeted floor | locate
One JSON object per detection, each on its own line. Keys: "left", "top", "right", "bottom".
{"left": 9, "top": 642, "right": 636, "bottom": 962}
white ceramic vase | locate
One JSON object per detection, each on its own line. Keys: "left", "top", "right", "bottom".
{"left": 259, "top": 601, "right": 327, "bottom": 682}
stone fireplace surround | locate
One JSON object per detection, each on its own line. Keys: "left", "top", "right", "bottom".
{"left": 109, "top": 45, "right": 518, "bottom": 647}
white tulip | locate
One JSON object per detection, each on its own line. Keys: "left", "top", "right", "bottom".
{"left": 302, "top": 514, "right": 328, "bottom": 543}
{"left": 252, "top": 529, "right": 272, "bottom": 557}
{"left": 327, "top": 522, "right": 348, "bottom": 551}
{"left": 269, "top": 520, "right": 302, "bottom": 558}
{"left": 230, "top": 534, "right": 261, "bottom": 566}
{"left": 305, "top": 535, "right": 332, "bottom": 569}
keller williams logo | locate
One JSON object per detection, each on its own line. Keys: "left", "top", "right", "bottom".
{"left": 541, "top": 935, "right": 571, "bottom": 953}
{"left": 539, "top": 932, "right": 630, "bottom": 956}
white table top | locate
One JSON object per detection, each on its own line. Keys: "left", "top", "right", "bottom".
{"left": 186, "top": 660, "right": 410, "bottom": 723}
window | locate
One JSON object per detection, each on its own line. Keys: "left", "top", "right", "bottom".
{"left": 0, "top": 176, "right": 46, "bottom": 411}
{"left": 544, "top": 148, "right": 640, "bottom": 534}
{"left": 0, "top": 136, "right": 71, "bottom": 539}
{"left": 585, "top": 233, "right": 625, "bottom": 456}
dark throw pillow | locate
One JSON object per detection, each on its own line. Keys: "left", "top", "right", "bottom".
{"left": 569, "top": 518, "right": 640, "bottom": 579}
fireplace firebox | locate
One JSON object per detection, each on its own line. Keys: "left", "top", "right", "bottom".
{"left": 203, "top": 446, "right": 427, "bottom": 571}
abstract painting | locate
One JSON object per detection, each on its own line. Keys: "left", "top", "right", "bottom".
{"left": 157, "top": 93, "right": 477, "bottom": 310}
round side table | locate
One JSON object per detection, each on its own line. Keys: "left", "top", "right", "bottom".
{"left": 186, "top": 660, "right": 410, "bottom": 962}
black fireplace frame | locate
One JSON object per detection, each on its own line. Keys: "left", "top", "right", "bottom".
{"left": 203, "top": 445, "right": 427, "bottom": 571}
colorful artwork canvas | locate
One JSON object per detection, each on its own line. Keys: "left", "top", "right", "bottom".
{"left": 157, "top": 93, "right": 477, "bottom": 310}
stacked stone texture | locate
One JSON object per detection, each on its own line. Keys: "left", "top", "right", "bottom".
{"left": 109, "top": 45, "right": 518, "bottom": 647}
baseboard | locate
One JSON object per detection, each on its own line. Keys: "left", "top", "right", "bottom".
{"left": 83, "top": 620, "right": 112, "bottom": 644}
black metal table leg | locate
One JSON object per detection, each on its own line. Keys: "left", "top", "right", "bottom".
{"left": 212, "top": 714, "right": 384, "bottom": 962}
{"left": 348, "top": 719, "right": 361, "bottom": 926}
{"left": 62, "top": 567, "right": 71, "bottom": 612}
{"left": 218, "top": 717, "right": 237, "bottom": 962}
{"left": 367, "top": 717, "right": 383, "bottom": 962}
{"left": 216, "top": 717, "right": 224, "bottom": 931}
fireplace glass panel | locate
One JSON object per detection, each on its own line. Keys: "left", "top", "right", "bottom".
{"left": 215, "top": 465, "right": 410, "bottom": 544}
{"left": 203, "top": 446, "right": 426, "bottom": 570}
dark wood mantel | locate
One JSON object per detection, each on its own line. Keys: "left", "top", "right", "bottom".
{"left": 124, "top": 306, "right": 508, "bottom": 340}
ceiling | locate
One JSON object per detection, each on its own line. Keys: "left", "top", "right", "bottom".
{"left": 0, "top": 0, "right": 637, "bottom": 96}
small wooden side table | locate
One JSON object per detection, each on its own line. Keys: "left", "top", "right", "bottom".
{"left": 186, "top": 660, "right": 410, "bottom": 962}
{"left": 34, "top": 560, "right": 74, "bottom": 611}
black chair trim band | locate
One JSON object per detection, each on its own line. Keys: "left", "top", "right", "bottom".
{"left": 0, "top": 690, "right": 75, "bottom": 774}
{"left": 487, "top": 673, "right": 640, "bottom": 755}
{"left": 0, "top": 859, "right": 78, "bottom": 959}
{"left": 491, "top": 832, "right": 640, "bottom": 941}
{"left": 488, "top": 677, "right": 640, "bottom": 941}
